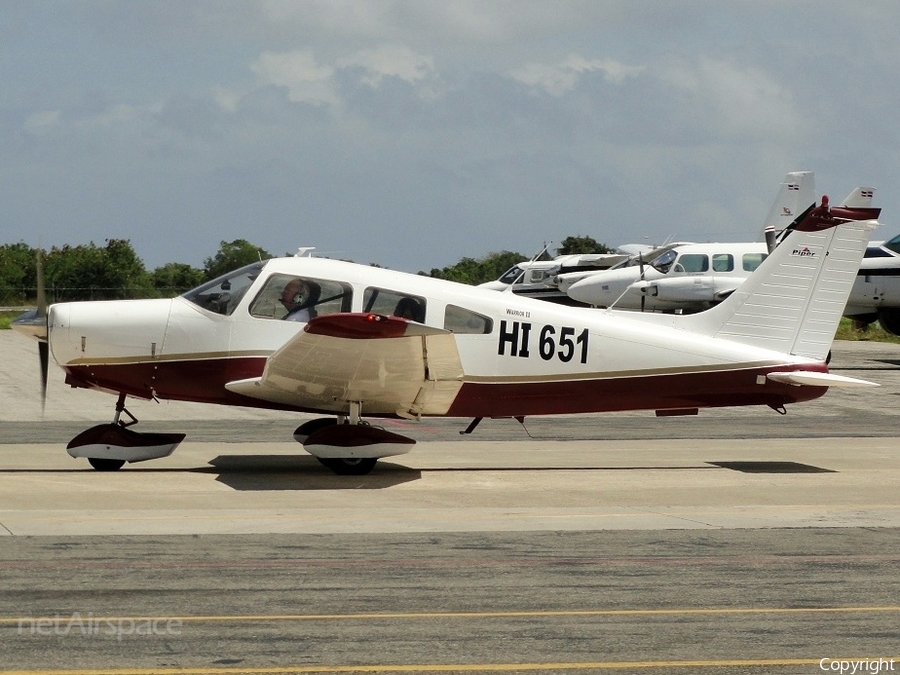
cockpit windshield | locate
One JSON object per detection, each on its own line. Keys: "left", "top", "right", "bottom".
{"left": 883, "top": 233, "right": 900, "bottom": 256}
{"left": 182, "top": 261, "right": 266, "bottom": 315}
{"left": 650, "top": 250, "right": 677, "bottom": 274}
{"left": 611, "top": 252, "right": 661, "bottom": 270}
{"left": 497, "top": 266, "right": 524, "bottom": 285}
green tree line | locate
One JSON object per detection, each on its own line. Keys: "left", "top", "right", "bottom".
{"left": 0, "top": 235, "right": 611, "bottom": 305}
{"left": 426, "top": 236, "right": 612, "bottom": 284}
{"left": 0, "top": 238, "right": 271, "bottom": 305}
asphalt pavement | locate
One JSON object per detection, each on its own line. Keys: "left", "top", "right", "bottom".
{"left": 1, "top": 332, "right": 899, "bottom": 673}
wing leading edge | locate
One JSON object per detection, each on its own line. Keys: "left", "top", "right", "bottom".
{"left": 225, "top": 313, "right": 464, "bottom": 418}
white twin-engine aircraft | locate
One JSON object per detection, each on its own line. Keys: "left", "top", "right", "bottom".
{"left": 14, "top": 198, "right": 881, "bottom": 475}
{"left": 562, "top": 182, "right": 883, "bottom": 315}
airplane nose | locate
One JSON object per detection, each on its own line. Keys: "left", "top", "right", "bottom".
{"left": 48, "top": 303, "right": 66, "bottom": 328}
{"left": 47, "top": 303, "right": 74, "bottom": 366}
{"left": 48, "top": 299, "right": 173, "bottom": 368}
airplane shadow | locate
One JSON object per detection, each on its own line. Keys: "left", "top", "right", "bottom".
{"left": 836, "top": 358, "right": 900, "bottom": 371}
{"left": 203, "top": 455, "right": 421, "bottom": 491}
{"left": 418, "top": 462, "right": 835, "bottom": 474}
{"left": 0, "top": 459, "right": 835, "bottom": 485}
{"left": 707, "top": 461, "right": 835, "bottom": 473}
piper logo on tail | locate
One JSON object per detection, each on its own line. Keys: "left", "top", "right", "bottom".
{"left": 791, "top": 246, "right": 816, "bottom": 258}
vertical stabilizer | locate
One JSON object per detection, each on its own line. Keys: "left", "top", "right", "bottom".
{"left": 681, "top": 198, "right": 879, "bottom": 361}
{"left": 761, "top": 171, "right": 815, "bottom": 235}
{"left": 840, "top": 186, "right": 876, "bottom": 208}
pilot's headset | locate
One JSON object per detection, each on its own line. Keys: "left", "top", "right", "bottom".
{"left": 292, "top": 286, "right": 307, "bottom": 305}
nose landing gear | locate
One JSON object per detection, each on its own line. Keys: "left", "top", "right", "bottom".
{"left": 67, "top": 393, "right": 186, "bottom": 471}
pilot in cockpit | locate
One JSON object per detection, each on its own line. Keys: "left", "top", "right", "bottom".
{"left": 281, "top": 278, "right": 321, "bottom": 322}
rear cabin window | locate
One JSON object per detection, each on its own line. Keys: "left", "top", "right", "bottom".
{"left": 711, "top": 254, "right": 734, "bottom": 272}
{"left": 249, "top": 274, "right": 351, "bottom": 320}
{"left": 741, "top": 253, "right": 768, "bottom": 272}
{"left": 364, "top": 287, "right": 426, "bottom": 322}
{"left": 444, "top": 305, "right": 493, "bottom": 334}
{"left": 526, "top": 269, "right": 552, "bottom": 284}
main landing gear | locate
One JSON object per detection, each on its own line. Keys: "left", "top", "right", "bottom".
{"left": 66, "top": 394, "right": 186, "bottom": 471}
{"left": 293, "top": 402, "right": 416, "bottom": 476}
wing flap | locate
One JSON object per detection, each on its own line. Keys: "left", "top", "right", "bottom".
{"left": 226, "top": 313, "right": 464, "bottom": 416}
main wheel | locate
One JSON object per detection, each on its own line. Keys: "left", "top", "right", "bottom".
{"left": 316, "top": 457, "right": 378, "bottom": 476}
{"left": 878, "top": 308, "right": 900, "bottom": 336}
{"left": 88, "top": 458, "right": 125, "bottom": 471}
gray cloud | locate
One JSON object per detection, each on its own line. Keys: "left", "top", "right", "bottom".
{"left": 2, "top": 1, "right": 898, "bottom": 272}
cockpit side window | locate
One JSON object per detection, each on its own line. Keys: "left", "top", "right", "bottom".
{"left": 249, "top": 274, "right": 351, "bottom": 320}
{"left": 444, "top": 305, "right": 493, "bottom": 334}
{"left": 182, "top": 262, "right": 266, "bottom": 316}
{"left": 674, "top": 254, "right": 709, "bottom": 273}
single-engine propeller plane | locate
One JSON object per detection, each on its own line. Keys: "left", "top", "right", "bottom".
{"left": 13, "top": 197, "right": 881, "bottom": 474}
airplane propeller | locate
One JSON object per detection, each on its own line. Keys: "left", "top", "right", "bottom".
{"left": 638, "top": 253, "right": 646, "bottom": 312}
{"left": 36, "top": 250, "right": 49, "bottom": 408}
{"left": 11, "top": 249, "right": 49, "bottom": 410}
{"left": 764, "top": 224, "right": 777, "bottom": 254}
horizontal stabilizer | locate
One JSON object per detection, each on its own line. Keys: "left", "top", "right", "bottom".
{"left": 766, "top": 371, "right": 878, "bottom": 388}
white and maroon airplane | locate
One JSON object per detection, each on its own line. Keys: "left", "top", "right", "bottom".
{"left": 13, "top": 198, "right": 880, "bottom": 474}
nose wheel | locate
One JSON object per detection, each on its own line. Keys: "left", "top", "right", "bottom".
{"left": 68, "top": 394, "right": 185, "bottom": 470}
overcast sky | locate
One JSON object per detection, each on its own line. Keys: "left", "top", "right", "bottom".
{"left": 2, "top": 1, "right": 898, "bottom": 273}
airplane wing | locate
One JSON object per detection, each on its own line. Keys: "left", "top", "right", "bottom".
{"left": 225, "top": 313, "right": 464, "bottom": 418}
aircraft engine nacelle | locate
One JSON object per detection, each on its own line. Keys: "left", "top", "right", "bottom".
{"left": 633, "top": 277, "right": 718, "bottom": 303}
{"left": 565, "top": 269, "right": 640, "bottom": 306}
